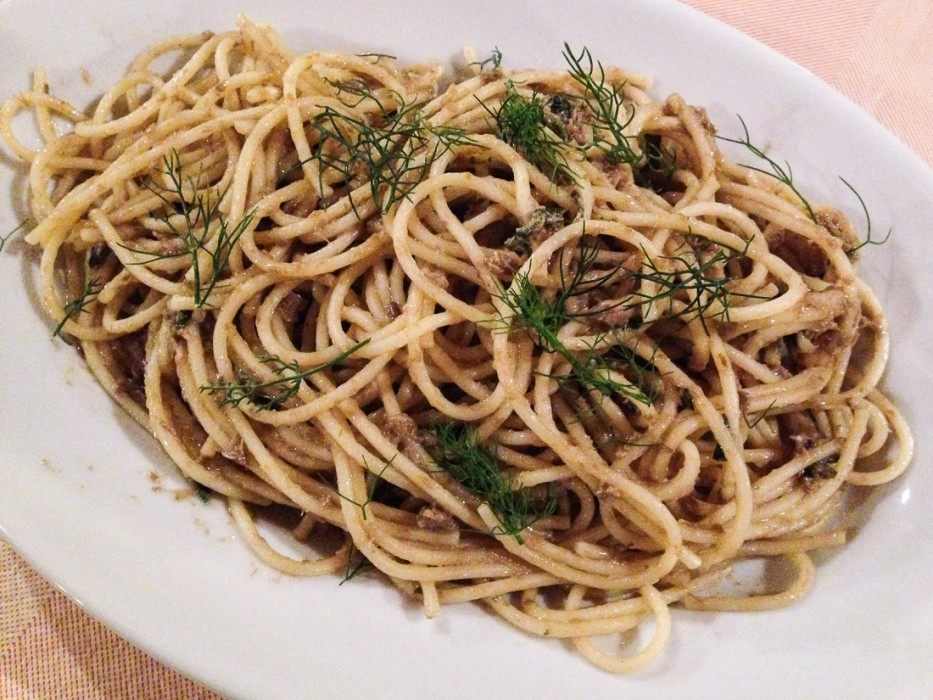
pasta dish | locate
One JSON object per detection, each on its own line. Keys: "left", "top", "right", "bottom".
{"left": 0, "top": 18, "right": 913, "bottom": 672}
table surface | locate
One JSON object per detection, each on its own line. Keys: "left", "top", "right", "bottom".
{"left": 2, "top": 0, "right": 931, "bottom": 697}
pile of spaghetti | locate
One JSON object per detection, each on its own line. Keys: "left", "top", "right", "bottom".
{"left": 1, "top": 18, "right": 912, "bottom": 672}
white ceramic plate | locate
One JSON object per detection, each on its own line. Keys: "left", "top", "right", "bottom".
{"left": 1, "top": 1, "right": 930, "bottom": 698}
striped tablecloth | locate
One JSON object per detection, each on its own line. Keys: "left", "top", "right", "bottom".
{"left": 2, "top": 1, "right": 931, "bottom": 697}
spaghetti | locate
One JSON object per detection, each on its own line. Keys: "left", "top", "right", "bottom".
{"left": 1, "top": 18, "right": 913, "bottom": 672}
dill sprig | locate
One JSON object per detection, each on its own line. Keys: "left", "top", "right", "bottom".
{"left": 201, "top": 339, "right": 370, "bottom": 410}
{"left": 339, "top": 542, "right": 372, "bottom": 585}
{"left": 53, "top": 274, "right": 102, "bottom": 338}
{"left": 480, "top": 82, "right": 576, "bottom": 183}
{"left": 534, "top": 327, "right": 658, "bottom": 406}
{"left": 629, "top": 239, "right": 773, "bottom": 332}
{"left": 839, "top": 176, "right": 892, "bottom": 255}
{"left": 308, "top": 87, "right": 473, "bottom": 216}
{"left": 598, "top": 341, "right": 661, "bottom": 404}
{"left": 356, "top": 52, "right": 397, "bottom": 61}
{"left": 634, "top": 134, "right": 678, "bottom": 191}
{"left": 563, "top": 343, "right": 655, "bottom": 405}
{"left": 562, "top": 44, "right": 640, "bottom": 167}
{"left": 429, "top": 422, "right": 555, "bottom": 543}
{"left": 496, "top": 232, "right": 770, "bottom": 397}
{"left": 631, "top": 246, "right": 734, "bottom": 331}
{"left": 495, "top": 237, "right": 653, "bottom": 405}
{"left": 717, "top": 114, "right": 816, "bottom": 221}
{"left": 497, "top": 272, "right": 566, "bottom": 345}
{"left": 744, "top": 398, "right": 777, "bottom": 430}
{"left": 336, "top": 454, "right": 395, "bottom": 519}
{"left": 1, "top": 219, "right": 30, "bottom": 253}
{"left": 719, "top": 120, "right": 891, "bottom": 255}
{"left": 125, "top": 150, "right": 255, "bottom": 307}
{"left": 470, "top": 47, "right": 503, "bottom": 71}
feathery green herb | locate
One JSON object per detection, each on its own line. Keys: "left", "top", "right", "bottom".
{"left": 600, "top": 341, "right": 662, "bottom": 403}
{"left": 335, "top": 454, "right": 395, "bottom": 520}
{"left": 634, "top": 134, "right": 678, "bottom": 191}
{"left": 628, "top": 239, "right": 771, "bottom": 332}
{"left": 53, "top": 274, "right": 102, "bottom": 338}
{"left": 339, "top": 542, "right": 372, "bottom": 585}
{"left": 429, "top": 422, "right": 556, "bottom": 543}
{"left": 495, "top": 229, "right": 772, "bottom": 399}
{"left": 717, "top": 114, "right": 816, "bottom": 221}
{"left": 562, "top": 44, "right": 640, "bottom": 166}
{"left": 839, "top": 176, "right": 892, "bottom": 255}
{"left": 356, "top": 52, "right": 397, "bottom": 61}
{"left": 718, "top": 119, "right": 891, "bottom": 255}
{"left": 562, "top": 340, "right": 656, "bottom": 405}
{"left": 494, "top": 237, "right": 653, "bottom": 405}
{"left": 540, "top": 331, "right": 661, "bottom": 407}
{"left": 201, "top": 339, "right": 370, "bottom": 410}
{"left": 470, "top": 47, "right": 503, "bottom": 71}
{"left": 480, "top": 82, "right": 576, "bottom": 182}
{"left": 743, "top": 398, "right": 777, "bottom": 430}
{"left": 1, "top": 219, "right": 30, "bottom": 253}
{"left": 308, "top": 87, "right": 474, "bottom": 216}
{"left": 125, "top": 150, "right": 255, "bottom": 307}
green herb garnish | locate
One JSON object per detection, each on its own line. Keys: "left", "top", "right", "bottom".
{"left": 634, "top": 134, "right": 678, "bottom": 192}
{"left": 744, "top": 399, "right": 777, "bottom": 430}
{"left": 53, "top": 275, "right": 102, "bottom": 338}
{"left": 628, "top": 237, "right": 773, "bottom": 333}
{"left": 308, "top": 87, "right": 473, "bottom": 216}
{"left": 494, "top": 237, "right": 652, "bottom": 405}
{"left": 336, "top": 454, "right": 395, "bottom": 520}
{"left": 470, "top": 47, "right": 503, "bottom": 71}
{"left": 562, "top": 341, "right": 655, "bottom": 405}
{"left": 718, "top": 120, "right": 890, "bottom": 255}
{"left": 562, "top": 44, "right": 640, "bottom": 166}
{"left": 839, "top": 176, "right": 892, "bottom": 255}
{"left": 355, "top": 52, "right": 397, "bottom": 61}
{"left": 480, "top": 82, "right": 576, "bottom": 182}
{"left": 125, "top": 150, "right": 255, "bottom": 308}
{"left": 201, "top": 339, "right": 370, "bottom": 410}
{"left": 717, "top": 114, "right": 816, "bottom": 221}
{"left": 0, "top": 219, "right": 30, "bottom": 253}
{"left": 339, "top": 542, "right": 372, "bottom": 585}
{"left": 429, "top": 422, "right": 556, "bottom": 543}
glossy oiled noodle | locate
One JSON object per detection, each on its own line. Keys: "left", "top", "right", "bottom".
{"left": 1, "top": 18, "right": 912, "bottom": 673}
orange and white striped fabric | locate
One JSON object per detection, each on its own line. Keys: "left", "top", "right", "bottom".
{"left": 2, "top": 1, "right": 931, "bottom": 697}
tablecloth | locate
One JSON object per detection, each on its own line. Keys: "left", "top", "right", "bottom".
{"left": 2, "top": 1, "right": 931, "bottom": 697}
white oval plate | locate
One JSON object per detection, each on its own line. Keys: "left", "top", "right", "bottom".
{"left": 1, "top": 1, "right": 930, "bottom": 698}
